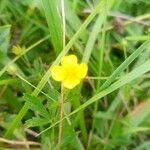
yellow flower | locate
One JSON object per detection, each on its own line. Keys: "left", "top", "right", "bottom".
{"left": 12, "top": 45, "right": 23, "bottom": 55}
{"left": 51, "top": 55, "right": 88, "bottom": 89}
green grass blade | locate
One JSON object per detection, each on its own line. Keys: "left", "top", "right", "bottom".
{"left": 82, "top": 3, "right": 106, "bottom": 63}
{"left": 99, "top": 39, "right": 150, "bottom": 91}
{"left": 0, "top": 25, "right": 11, "bottom": 55}
{"left": 25, "top": 117, "right": 50, "bottom": 128}
{"left": 41, "top": 0, "right": 63, "bottom": 55}
{"left": 64, "top": 0, "right": 87, "bottom": 42}
{"left": 82, "top": 0, "right": 114, "bottom": 63}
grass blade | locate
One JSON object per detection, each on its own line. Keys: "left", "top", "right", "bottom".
{"left": 41, "top": 0, "right": 63, "bottom": 55}
{"left": 99, "top": 39, "right": 150, "bottom": 91}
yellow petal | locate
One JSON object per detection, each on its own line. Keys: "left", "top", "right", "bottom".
{"left": 77, "top": 63, "right": 88, "bottom": 79}
{"left": 51, "top": 65, "right": 66, "bottom": 81}
{"left": 63, "top": 77, "right": 80, "bottom": 89}
{"left": 61, "top": 55, "right": 78, "bottom": 67}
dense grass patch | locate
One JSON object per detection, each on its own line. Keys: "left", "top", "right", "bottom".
{"left": 0, "top": 0, "right": 150, "bottom": 149}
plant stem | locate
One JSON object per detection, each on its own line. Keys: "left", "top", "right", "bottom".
{"left": 58, "top": 83, "right": 64, "bottom": 150}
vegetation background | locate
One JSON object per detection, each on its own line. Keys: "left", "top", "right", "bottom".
{"left": 0, "top": 0, "right": 150, "bottom": 149}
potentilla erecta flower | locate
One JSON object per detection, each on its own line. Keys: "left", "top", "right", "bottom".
{"left": 51, "top": 55, "right": 88, "bottom": 89}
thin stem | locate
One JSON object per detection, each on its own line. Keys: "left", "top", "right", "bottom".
{"left": 58, "top": 83, "right": 64, "bottom": 150}
{"left": 0, "top": 137, "right": 41, "bottom": 146}
{"left": 16, "top": 73, "right": 56, "bottom": 101}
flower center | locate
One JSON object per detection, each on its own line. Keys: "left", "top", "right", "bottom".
{"left": 65, "top": 65, "right": 78, "bottom": 79}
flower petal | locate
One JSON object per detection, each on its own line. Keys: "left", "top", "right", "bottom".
{"left": 61, "top": 55, "right": 78, "bottom": 67}
{"left": 51, "top": 65, "right": 66, "bottom": 81}
{"left": 63, "top": 77, "right": 80, "bottom": 89}
{"left": 77, "top": 63, "right": 88, "bottom": 79}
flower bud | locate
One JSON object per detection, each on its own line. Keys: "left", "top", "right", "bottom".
{"left": 12, "top": 45, "right": 23, "bottom": 55}
{"left": 7, "top": 64, "right": 17, "bottom": 75}
{"left": 121, "top": 39, "right": 128, "bottom": 48}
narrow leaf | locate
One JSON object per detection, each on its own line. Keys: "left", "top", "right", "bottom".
{"left": 24, "top": 94, "right": 49, "bottom": 119}
{"left": 100, "top": 39, "right": 150, "bottom": 91}
{"left": 41, "top": 0, "right": 63, "bottom": 55}
{"left": 25, "top": 117, "right": 49, "bottom": 128}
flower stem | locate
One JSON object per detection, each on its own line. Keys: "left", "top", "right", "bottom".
{"left": 58, "top": 83, "right": 64, "bottom": 150}
{"left": 58, "top": 0, "right": 65, "bottom": 148}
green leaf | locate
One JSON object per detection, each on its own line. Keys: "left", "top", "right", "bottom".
{"left": 99, "top": 39, "right": 150, "bottom": 91}
{"left": 0, "top": 25, "right": 11, "bottom": 53}
{"left": 94, "top": 111, "right": 113, "bottom": 120}
{"left": 0, "top": 25, "right": 11, "bottom": 64}
{"left": 25, "top": 117, "right": 49, "bottom": 128}
{"left": 123, "top": 126, "right": 149, "bottom": 135}
{"left": 3, "top": 88, "right": 22, "bottom": 111}
{"left": 82, "top": 0, "right": 114, "bottom": 63}
{"left": 64, "top": 0, "right": 87, "bottom": 42}
{"left": 48, "top": 88, "right": 60, "bottom": 101}
{"left": 41, "top": 0, "right": 63, "bottom": 55}
{"left": 24, "top": 93, "right": 49, "bottom": 119}
{"left": 0, "top": 78, "right": 17, "bottom": 85}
